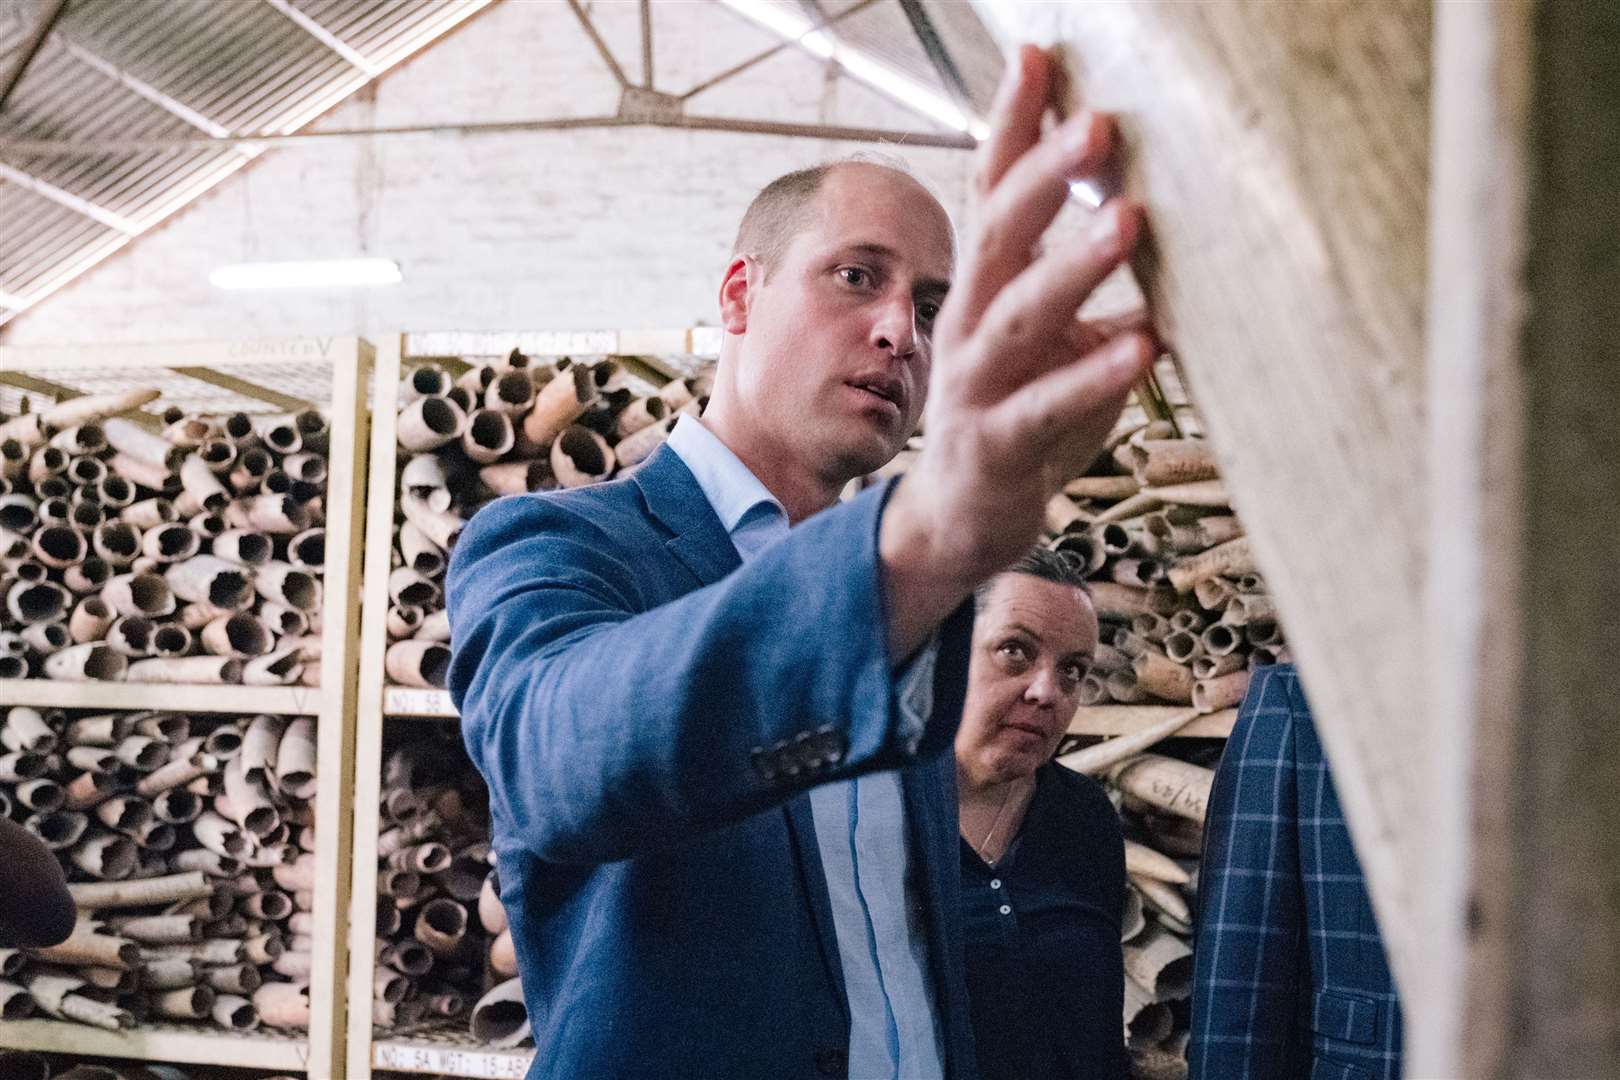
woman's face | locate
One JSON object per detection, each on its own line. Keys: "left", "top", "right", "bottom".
{"left": 956, "top": 573, "right": 1098, "bottom": 787}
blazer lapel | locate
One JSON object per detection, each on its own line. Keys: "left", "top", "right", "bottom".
{"left": 631, "top": 444, "right": 848, "bottom": 1015}
{"left": 631, "top": 445, "right": 741, "bottom": 586}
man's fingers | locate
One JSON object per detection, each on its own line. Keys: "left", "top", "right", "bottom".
{"left": 1000, "top": 331, "right": 1155, "bottom": 457}
{"left": 968, "top": 198, "right": 1143, "bottom": 392}
{"left": 951, "top": 112, "right": 1117, "bottom": 333}
{"left": 1068, "top": 309, "right": 1152, "bottom": 356}
{"left": 974, "top": 46, "right": 1050, "bottom": 199}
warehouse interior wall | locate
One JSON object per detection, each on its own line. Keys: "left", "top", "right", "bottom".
{"left": 0, "top": 0, "right": 974, "bottom": 346}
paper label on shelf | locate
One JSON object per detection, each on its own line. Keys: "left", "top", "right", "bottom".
{"left": 375, "top": 1043, "right": 533, "bottom": 1077}
{"left": 385, "top": 687, "right": 458, "bottom": 716}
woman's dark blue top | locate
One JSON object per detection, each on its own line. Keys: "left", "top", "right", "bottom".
{"left": 960, "top": 761, "right": 1129, "bottom": 1080}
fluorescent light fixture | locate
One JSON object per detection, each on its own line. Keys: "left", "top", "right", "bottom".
{"left": 210, "top": 257, "right": 403, "bottom": 291}
{"left": 718, "top": 0, "right": 990, "bottom": 140}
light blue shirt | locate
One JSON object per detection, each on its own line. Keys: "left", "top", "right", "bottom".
{"left": 666, "top": 416, "right": 946, "bottom": 1080}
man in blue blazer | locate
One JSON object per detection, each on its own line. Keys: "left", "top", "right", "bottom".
{"left": 448, "top": 46, "right": 1158, "bottom": 1079}
{"left": 1189, "top": 664, "right": 1404, "bottom": 1080}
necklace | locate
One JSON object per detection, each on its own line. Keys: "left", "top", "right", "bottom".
{"left": 972, "top": 778, "right": 1024, "bottom": 866}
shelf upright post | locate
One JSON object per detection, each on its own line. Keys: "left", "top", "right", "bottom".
{"left": 346, "top": 333, "right": 405, "bottom": 1078}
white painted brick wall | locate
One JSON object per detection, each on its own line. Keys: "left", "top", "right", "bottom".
{"left": 1, "top": 0, "right": 975, "bottom": 345}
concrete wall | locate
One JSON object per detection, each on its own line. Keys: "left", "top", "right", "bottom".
{"left": 1, "top": 0, "right": 974, "bottom": 345}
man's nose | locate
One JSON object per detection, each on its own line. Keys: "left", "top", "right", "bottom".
{"left": 871, "top": 293, "right": 917, "bottom": 357}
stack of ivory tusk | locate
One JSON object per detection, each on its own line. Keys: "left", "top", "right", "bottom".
{"left": 370, "top": 728, "right": 529, "bottom": 1047}
{"left": 1057, "top": 716, "right": 1213, "bottom": 1080}
{"left": 1044, "top": 423, "right": 1280, "bottom": 1080}
{"left": 0, "top": 1053, "right": 301, "bottom": 1079}
{"left": 385, "top": 352, "right": 709, "bottom": 689}
{"left": 0, "top": 391, "right": 330, "bottom": 687}
{"left": 1042, "top": 424, "right": 1290, "bottom": 716}
{"left": 0, "top": 706, "right": 318, "bottom": 1034}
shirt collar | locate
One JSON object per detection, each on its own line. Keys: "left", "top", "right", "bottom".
{"left": 664, "top": 415, "right": 786, "bottom": 536}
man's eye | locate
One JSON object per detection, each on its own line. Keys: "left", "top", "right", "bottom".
{"left": 838, "top": 267, "right": 871, "bottom": 287}
{"left": 917, "top": 301, "right": 941, "bottom": 325}
{"left": 1061, "top": 662, "right": 1087, "bottom": 687}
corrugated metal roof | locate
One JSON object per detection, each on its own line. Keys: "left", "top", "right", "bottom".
{"left": 0, "top": 0, "right": 493, "bottom": 326}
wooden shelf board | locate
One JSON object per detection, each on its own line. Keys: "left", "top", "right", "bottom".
{"left": 0, "top": 1019, "right": 308, "bottom": 1070}
{"left": 0, "top": 679, "right": 323, "bottom": 715}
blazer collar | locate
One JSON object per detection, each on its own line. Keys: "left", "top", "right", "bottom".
{"left": 631, "top": 444, "right": 743, "bottom": 586}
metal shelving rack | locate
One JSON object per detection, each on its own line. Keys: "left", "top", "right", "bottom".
{"left": 0, "top": 337, "right": 372, "bottom": 1077}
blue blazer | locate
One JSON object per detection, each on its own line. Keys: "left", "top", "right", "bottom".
{"left": 1188, "top": 664, "right": 1403, "bottom": 1080}
{"left": 448, "top": 445, "right": 978, "bottom": 1080}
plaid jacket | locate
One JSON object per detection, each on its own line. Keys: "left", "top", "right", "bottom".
{"left": 1188, "top": 664, "right": 1403, "bottom": 1080}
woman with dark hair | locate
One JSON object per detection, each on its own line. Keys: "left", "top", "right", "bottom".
{"left": 957, "top": 548, "right": 1128, "bottom": 1080}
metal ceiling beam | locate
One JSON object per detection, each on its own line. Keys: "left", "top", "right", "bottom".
{"left": 640, "top": 0, "right": 654, "bottom": 89}
{"left": 0, "top": 160, "right": 140, "bottom": 233}
{"left": 261, "top": 0, "right": 381, "bottom": 78}
{"left": 896, "top": 0, "right": 975, "bottom": 115}
{"left": 0, "top": 371, "right": 84, "bottom": 400}
{"left": 0, "top": 0, "right": 69, "bottom": 113}
{"left": 0, "top": 371, "right": 161, "bottom": 431}
{"left": 173, "top": 367, "right": 314, "bottom": 412}
{"left": 564, "top": 0, "right": 630, "bottom": 90}
{"left": 679, "top": 0, "right": 880, "bottom": 101}
{"left": 0, "top": 111, "right": 976, "bottom": 153}
{"left": 672, "top": 111, "right": 971, "bottom": 147}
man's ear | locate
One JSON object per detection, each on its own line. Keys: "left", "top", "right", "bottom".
{"left": 718, "top": 256, "right": 753, "bottom": 335}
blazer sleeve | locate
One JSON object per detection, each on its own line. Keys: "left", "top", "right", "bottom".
{"left": 1188, "top": 665, "right": 1309, "bottom": 1080}
{"left": 448, "top": 478, "right": 973, "bottom": 866}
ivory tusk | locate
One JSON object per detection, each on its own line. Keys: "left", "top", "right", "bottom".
{"left": 40, "top": 389, "right": 160, "bottom": 431}
{"left": 1109, "top": 754, "right": 1214, "bottom": 824}
{"left": 414, "top": 897, "right": 468, "bottom": 957}
{"left": 1193, "top": 669, "right": 1252, "bottom": 713}
{"left": 44, "top": 643, "right": 127, "bottom": 681}
{"left": 612, "top": 414, "right": 673, "bottom": 468}
{"left": 201, "top": 612, "right": 274, "bottom": 658}
{"left": 275, "top": 718, "right": 317, "bottom": 800}
{"left": 164, "top": 556, "right": 253, "bottom": 609}
{"left": 398, "top": 397, "right": 468, "bottom": 452}
{"left": 1059, "top": 710, "right": 1203, "bottom": 776}
{"left": 521, "top": 364, "right": 596, "bottom": 448}
{"left": 1125, "top": 839, "right": 1192, "bottom": 885}
{"left": 550, "top": 425, "right": 615, "bottom": 488}
{"left": 385, "top": 639, "right": 451, "bottom": 689}
{"left": 253, "top": 981, "right": 309, "bottom": 1028}
{"left": 469, "top": 977, "right": 531, "bottom": 1047}
{"left": 126, "top": 655, "right": 243, "bottom": 684}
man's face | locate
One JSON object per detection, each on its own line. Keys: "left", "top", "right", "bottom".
{"left": 956, "top": 574, "right": 1098, "bottom": 786}
{"left": 728, "top": 165, "right": 954, "bottom": 483}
